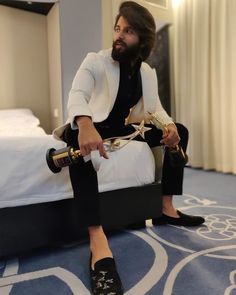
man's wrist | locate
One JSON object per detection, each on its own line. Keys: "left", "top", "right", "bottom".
{"left": 166, "top": 122, "right": 176, "bottom": 128}
{"left": 75, "top": 116, "right": 92, "bottom": 127}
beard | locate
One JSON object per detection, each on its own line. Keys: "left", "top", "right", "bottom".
{"left": 111, "top": 40, "right": 141, "bottom": 62}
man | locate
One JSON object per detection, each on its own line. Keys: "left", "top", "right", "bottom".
{"left": 53, "top": 1, "right": 205, "bottom": 294}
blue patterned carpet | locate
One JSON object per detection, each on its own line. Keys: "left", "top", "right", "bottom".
{"left": 0, "top": 168, "right": 236, "bottom": 295}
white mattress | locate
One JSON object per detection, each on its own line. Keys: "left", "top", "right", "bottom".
{"left": 97, "top": 140, "right": 155, "bottom": 192}
{"left": 0, "top": 135, "right": 155, "bottom": 208}
{"left": 0, "top": 109, "right": 155, "bottom": 208}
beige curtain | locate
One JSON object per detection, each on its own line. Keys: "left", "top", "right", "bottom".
{"left": 173, "top": 0, "right": 236, "bottom": 174}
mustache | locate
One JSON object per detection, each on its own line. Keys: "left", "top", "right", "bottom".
{"left": 113, "top": 40, "right": 127, "bottom": 47}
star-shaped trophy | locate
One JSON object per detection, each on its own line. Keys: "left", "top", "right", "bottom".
{"left": 46, "top": 120, "right": 151, "bottom": 173}
{"left": 132, "top": 121, "right": 151, "bottom": 139}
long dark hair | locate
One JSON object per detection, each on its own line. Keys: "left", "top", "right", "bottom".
{"left": 114, "top": 1, "right": 156, "bottom": 61}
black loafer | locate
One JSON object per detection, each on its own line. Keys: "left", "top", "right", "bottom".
{"left": 152, "top": 210, "right": 205, "bottom": 226}
{"left": 90, "top": 256, "right": 124, "bottom": 295}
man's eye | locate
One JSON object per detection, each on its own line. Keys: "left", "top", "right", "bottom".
{"left": 114, "top": 28, "right": 120, "bottom": 33}
{"left": 127, "top": 29, "right": 134, "bottom": 34}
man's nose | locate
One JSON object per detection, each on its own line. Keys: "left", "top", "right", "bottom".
{"left": 117, "top": 30, "right": 125, "bottom": 39}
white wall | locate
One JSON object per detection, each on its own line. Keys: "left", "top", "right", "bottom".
{"left": 59, "top": 0, "right": 103, "bottom": 120}
{"left": 139, "top": 0, "right": 173, "bottom": 23}
{"left": 47, "top": 2, "right": 63, "bottom": 130}
{"left": 102, "top": 0, "right": 113, "bottom": 49}
{"left": 0, "top": 5, "right": 51, "bottom": 132}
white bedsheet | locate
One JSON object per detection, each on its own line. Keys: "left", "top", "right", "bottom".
{"left": 0, "top": 134, "right": 155, "bottom": 209}
{"left": 0, "top": 108, "right": 155, "bottom": 208}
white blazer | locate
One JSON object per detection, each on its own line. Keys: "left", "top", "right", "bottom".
{"left": 53, "top": 48, "right": 173, "bottom": 140}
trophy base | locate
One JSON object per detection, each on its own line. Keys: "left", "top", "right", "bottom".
{"left": 46, "top": 148, "right": 62, "bottom": 174}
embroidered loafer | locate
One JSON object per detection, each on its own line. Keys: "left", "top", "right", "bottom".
{"left": 90, "top": 256, "right": 124, "bottom": 295}
{"left": 152, "top": 210, "right": 205, "bottom": 226}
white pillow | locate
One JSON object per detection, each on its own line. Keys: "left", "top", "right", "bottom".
{"left": 0, "top": 108, "right": 33, "bottom": 117}
{"left": 0, "top": 126, "right": 46, "bottom": 136}
{"left": 0, "top": 108, "right": 40, "bottom": 128}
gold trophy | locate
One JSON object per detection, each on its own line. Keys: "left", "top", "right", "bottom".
{"left": 46, "top": 120, "right": 150, "bottom": 173}
{"left": 46, "top": 146, "right": 82, "bottom": 173}
{"left": 148, "top": 112, "right": 188, "bottom": 167}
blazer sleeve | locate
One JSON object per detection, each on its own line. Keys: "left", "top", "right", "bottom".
{"left": 153, "top": 96, "right": 173, "bottom": 126}
{"left": 152, "top": 69, "right": 173, "bottom": 126}
{"left": 67, "top": 53, "right": 97, "bottom": 129}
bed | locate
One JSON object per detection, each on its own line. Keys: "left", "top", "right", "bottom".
{"left": 0, "top": 108, "right": 162, "bottom": 259}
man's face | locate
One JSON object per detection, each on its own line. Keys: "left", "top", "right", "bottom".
{"left": 112, "top": 16, "right": 140, "bottom": 62}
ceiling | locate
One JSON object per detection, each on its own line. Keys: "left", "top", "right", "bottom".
{"left": 0, "top": 1, "right": 54, "bottom": 15}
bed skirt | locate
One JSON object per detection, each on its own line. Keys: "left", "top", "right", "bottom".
{"left": 0, "top": 182, "right": 162, "bottom": 259}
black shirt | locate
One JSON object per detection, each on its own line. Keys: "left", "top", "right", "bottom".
{"left": 98, "top": 59, "right": 142, "bottom": 128}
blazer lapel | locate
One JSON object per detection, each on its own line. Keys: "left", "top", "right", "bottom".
{"left": 104, "top": 56, "right": 120, "bottom": 111}
{"left": 140, "top": 65, "right": 158, "bottom": 116}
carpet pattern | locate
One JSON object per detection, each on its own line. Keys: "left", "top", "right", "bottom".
{"left": 0, "top": 168, "right": 236, "bottom": 294}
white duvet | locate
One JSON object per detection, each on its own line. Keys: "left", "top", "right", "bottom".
{"left": 0, "top": 109, "right": 155, "bottom": 208}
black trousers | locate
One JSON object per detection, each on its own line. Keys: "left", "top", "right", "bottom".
{"left": 63, "top": 123, "right": 189, "bottom": 227}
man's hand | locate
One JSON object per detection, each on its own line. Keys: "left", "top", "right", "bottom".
{"left": 75, "top": 116, "right": 108, "bottom": 159}
{"left": 160, "top": 123, "right": 180, "bottom": 148}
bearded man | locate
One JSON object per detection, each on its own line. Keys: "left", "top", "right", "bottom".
{"left": 53, "top": 1, "right": 205, "bottom": 294}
